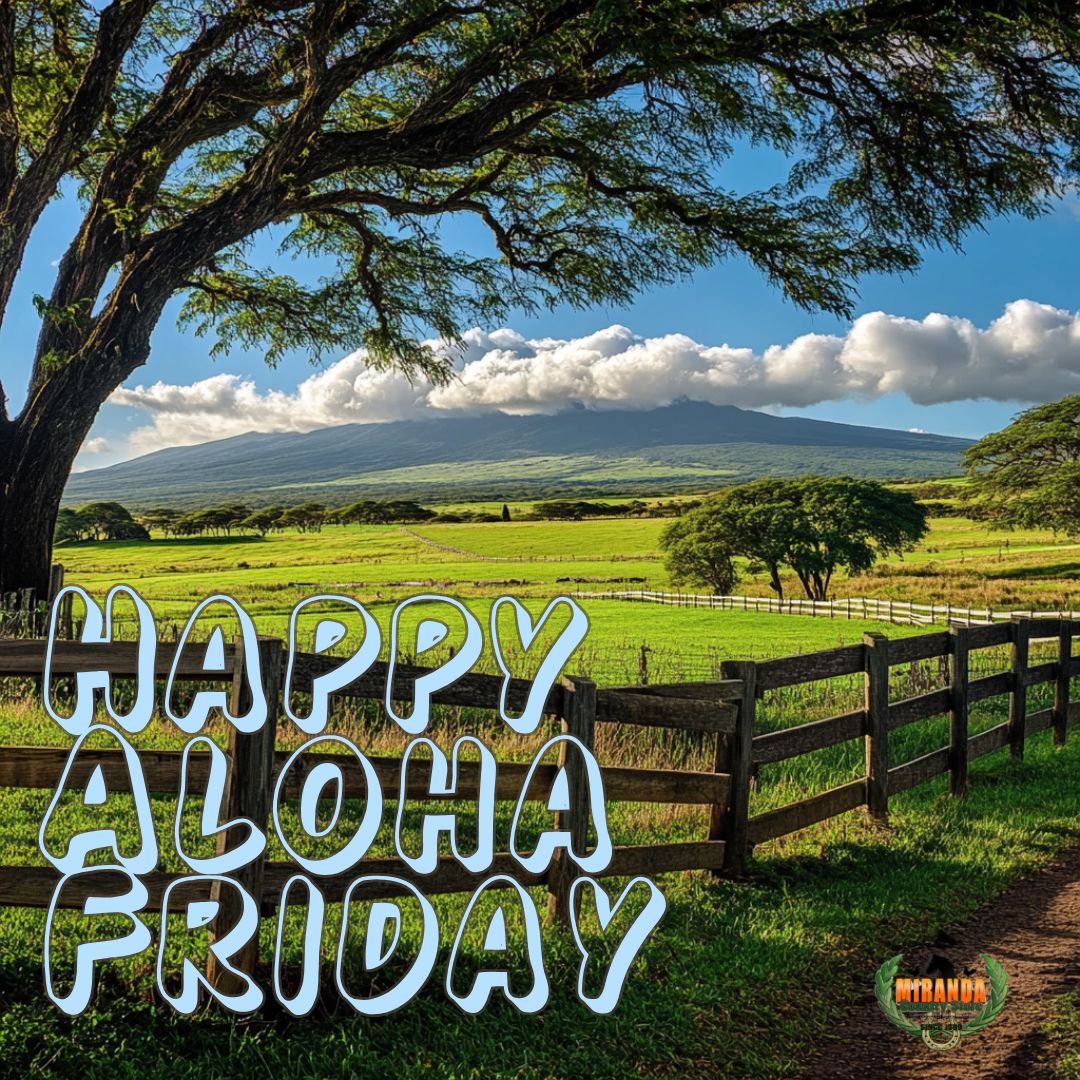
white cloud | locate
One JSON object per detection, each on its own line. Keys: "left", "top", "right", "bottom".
{"left": 107, "top": 299, "right": 1080, "bottom": 460}
{"left": 907, "top": 427, "right": 927, "bottom": 434}
{"left": 81, "top": 437, "right": 111, "bottom": 454}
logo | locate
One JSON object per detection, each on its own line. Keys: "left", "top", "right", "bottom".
{"left": 874, "top": 952, "right": 1008, "bottom": 1050}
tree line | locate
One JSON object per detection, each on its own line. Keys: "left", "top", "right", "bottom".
{"left": 56, "top": 499, "right": 443, "bottom": 542}
{"left": 54, "top": 496, "right": 707, "bottom": 542}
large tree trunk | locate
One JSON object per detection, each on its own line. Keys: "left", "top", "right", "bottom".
{"left": 0, "top": 361, "right": 118, "bottom": 597}
{"left": 0, "top": 444, "right": 68, "bottom": 598}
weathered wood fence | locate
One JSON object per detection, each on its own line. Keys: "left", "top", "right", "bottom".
{"left": 0, "top": 634, "right": 740, "bottom": 982}
{"left": 574, "top": 588, "right": 1078, "bottom": 628}
{"left": 0, "top": 613, "right": 1073, "bottom": 982}
{"left": 0, "top": 564, "right": 68, "bottom": 636}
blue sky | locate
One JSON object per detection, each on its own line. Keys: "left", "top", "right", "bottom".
{"left": 5, "top": 179, "right": 1080, "bottom": 467}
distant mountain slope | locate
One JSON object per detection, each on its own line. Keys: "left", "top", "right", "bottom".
{"left": 65, "top": 401, "right": 971, "bottom": 506}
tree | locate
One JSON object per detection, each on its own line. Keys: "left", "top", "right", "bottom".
{"left": 659, "top": 512, "right": 740, "bottom": 595}
{"left": 54, "top": 507, "right": 90, "bottom": 544}
{"left": 964, "top": 396, "right": 1080, "bottom": 533}
{"left": 68, "top": 501, "right": 148, "bottom": 541}
{"left": 279, "top": 502, "right": 327, "bottom": 532}
{"left": 137, "top": 506, "right": 180, "bottom": 536}
{"left": 241, "top": 509, "right": 282, "bottom": 537}
{"left": 501, "top": 504, "right": 511, "bottom": 523}
{"left": 781, "top": 477, "right": 927, "bottom": 600}
{"left": 2, "top": 3, "right": 1080, "bottom": 594}
{"left": 662, "top": 477, "right": 926, "bottom": 600}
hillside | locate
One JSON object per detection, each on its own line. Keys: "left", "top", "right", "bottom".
{"left": 65, "top": 400, "right": 971, "bottom": 507}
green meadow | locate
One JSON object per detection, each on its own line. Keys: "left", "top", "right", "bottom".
{"left": 5, "top": 512, "right": 1080, "bottom": 1076}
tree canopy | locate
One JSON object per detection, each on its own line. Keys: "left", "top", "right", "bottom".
{"left": 964, "top": 396, "right": 1080, "bottom": 534}
{"left": 660, "top": 476, "right": 927, "bottom": 599}
{"left": 54, "top": 502, "right": 148, "bottom": 543}
{"left": 3, "top": 1, "right": 1080, "bottom": 593}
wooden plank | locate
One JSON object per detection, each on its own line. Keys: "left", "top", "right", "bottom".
{"left": 0, "top": 746, "right": 196, "bottom": 793}
{"left": 1023, "top": 661, "right": 1057, "bottom": 688}
{"left": 888, "top": 688, "right": 951, "bottom": 730}
{"left": 888, "top": 747, "right": 950, "bottom": 795}
{"left": 1028, "top": 617, "right": 1064, "bottom": 640}
{"left": 0, "top": 866, "right": 183, "bottom": 911}
{"left": 290, "top": 651, "right": 560, "bottom": 715}
{"left": 1025, "top": 707, "right": 1054, "bottom": 739}
{"left": 1054, "top": 620, "right": 1071, "bottom": 747}
{"left": 949, "top": 626, "right": 970, "bottom": 797}
{"left": 968, "top": 671, "right": 1012, "bottom": 703}
{"left": 721, "top": 661, "right": 756, "bottom": 875}
{"left": 0, "top": 840, "right": 730, "bottom": 912}
{"left": 755, "top": 643, "right": 866, "bottom": 691}
{"left": 751, "top": 710, "right": 865, "bottom": 765}
{"left": 889, "top": 632, "right": 951, "bottom": 665}
{"left": 966, "top": 623, "right": 1013, "bottom": 649}
{"left": 968, "top": 722, "right": 1009, "bottom": 761}
{"left": 1009, "top": 617, "right": 1030, "bottom": 760}
{"left": 0, "top": 638, "right": 236, "bottom": 679}
{"left": 608, "top": 680, "right": 744, "bottom": 700}
{"left": 603, "top": 840, "right": 727, "bottom": 877}
{"left": 0, "top": 744, "right": 728, "bottom": 807}
{"left": 746, "top": 780, "right": 866, "bottom": 845}
{"left": 864, "top": 633, "right": 889, "bottom": 823}
{"left": 274, "top": 842, "right": 728, "bottom": 906}
{"left": 595, "top": 690, "right": 736, "bottom": 733}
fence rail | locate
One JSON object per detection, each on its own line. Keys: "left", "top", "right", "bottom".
{"left": 0, "top": 610, "right": 1075, "bottom": 993}
{"left": 573, "top": 588, "right": 1080, "bottom": 628}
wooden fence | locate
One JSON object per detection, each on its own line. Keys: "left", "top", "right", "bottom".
{"left": 0, "top": 564, "right": 67, "bottom": 636}
{"left": 574, "top": 588, "right": 1079, "bottom": 628}
{"left": 0, "top": 635, "right": 743, "bottom": 982}
{"left": 0, "top": 613, "right": 1074, "bottom": 985}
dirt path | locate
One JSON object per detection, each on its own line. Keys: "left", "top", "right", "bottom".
{"left": 804, "top": 845, "right": 1080, "bottom": 1079}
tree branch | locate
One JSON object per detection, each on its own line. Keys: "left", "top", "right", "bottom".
{"left": 0, "top": 0, "right": 154, "bottom": 330}
{"left": 0, "top": 0, "right": 16, "bottom": 201}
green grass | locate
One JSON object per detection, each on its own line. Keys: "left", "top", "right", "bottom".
{"left": 1044, "top": 993, "right": 1080, "bottom": 1077}
{"left": 3, "top": 682, "right": 1080, "bottom": 1078}
{"left": 51, "top": 520, "right": 929, "bottom": 682}
{"left": 12, "top": 510, "right": 1080, "bottom": 1075}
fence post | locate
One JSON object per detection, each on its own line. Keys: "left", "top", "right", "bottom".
{"left": 548, "top": 675, "right": 597, "bottom": 925}
{"left": 949, "top": 626, "right": 970, "bottom": 797}
{"left": 207, "top": 636, "right": 283, "bottom": 994}
{"left": 864, "top": 633, "right": 889, "bottom": 823}
{"left": 1008, "top": 616, "right": 1030, "bottom": 761}
{"left": 719, "top": 660, "right": 756, "bottom": 875}
{"left": 45, "top": 565, "right": 65, "bottom": 636}
{"left": 1054, "top": 619, "right": 1072, "bottom": 747}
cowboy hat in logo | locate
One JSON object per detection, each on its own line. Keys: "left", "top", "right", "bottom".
{"left": 874, "top": 951, "right": 1008, "bottom": 1051}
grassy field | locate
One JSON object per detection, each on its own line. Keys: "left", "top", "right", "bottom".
{"left": 1, "top": 673, "right": 1079, "bottom": 1077}
{"left": 6, "top": 511, "right": 1080, "bottom": 1076}
{"left": 49, "top": 511, "right": 1080, "bottom": 675}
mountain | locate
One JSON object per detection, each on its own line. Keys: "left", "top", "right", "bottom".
{"left": 64, "top": 401, "right": 972, "bottom": 507}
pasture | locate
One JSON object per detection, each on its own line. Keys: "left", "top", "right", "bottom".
{"left": 5, "top": 510, "right": 1080, "bottom": 1076}
{"left": 48, "top": 511, "right": 1080, "bottom": 676}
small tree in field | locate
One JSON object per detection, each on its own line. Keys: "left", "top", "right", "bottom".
{"left": 964, "top": 396, "right": 1080, "bottom": 533}
{"left": 659, "top": 512, "right": 740, "bottom": 595}
{"left": 662, "top": 477, "right": 927, "bottom": 601}
{"left": 2, "top": 2, "right": 1080, "bottom": 593}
